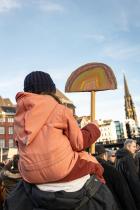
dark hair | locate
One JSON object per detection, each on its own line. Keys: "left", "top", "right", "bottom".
{"left": 41, "top": 92, "right": 62, "bottom": 104}
{"left": 95, "top": 144, "right": 106, "bottom": 156}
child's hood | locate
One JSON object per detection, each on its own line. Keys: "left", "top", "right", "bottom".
{"left": 14, "top": 92, "right": 58, "bottom": 145}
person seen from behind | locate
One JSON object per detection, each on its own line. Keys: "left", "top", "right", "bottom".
{"left": 4, "top": 71, "right": 121, "bottom": 210}
{"left": 14, "top": 71, "right": 104, "bottom": 186}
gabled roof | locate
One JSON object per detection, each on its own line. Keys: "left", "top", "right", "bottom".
{"left": 0, "top": 96, "right": 4, "bottom": 106}
{"left": 55, "top": 89, "right": 75, "bottom": 107}
{"left": 3, "top": 98, "right": 13, "bottom": 106}
{"left": 0, "top": 96, "right": 13, "bottom": 106}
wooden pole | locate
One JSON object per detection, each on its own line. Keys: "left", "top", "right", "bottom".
{"left": 90, "top": 91, "right": 96, "bottom": 154}
{"left": 0, "top": 147, "right": 3, "bottom": 162}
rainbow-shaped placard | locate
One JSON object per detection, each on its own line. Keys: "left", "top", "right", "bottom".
{"left": 65, "top": 63, "right": 117, "bottom": 92}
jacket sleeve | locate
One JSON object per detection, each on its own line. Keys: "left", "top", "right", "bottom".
{"left": 63, "top": 107, "right": 100, "bottom": 151}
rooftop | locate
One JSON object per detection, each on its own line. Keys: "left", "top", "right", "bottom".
{"left": 0, "top": 96, "right": 13, "bottom": 106}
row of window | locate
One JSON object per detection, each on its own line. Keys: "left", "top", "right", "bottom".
{"left": 0, "top": 139, "right": 14, "bottom": 148}
{"left": 100, "top": 127, "right": 110, "bottom": 130}
{"left": 101, "top": 132, "right": 111, "bottom": 136}
{"left": 0, "top": 126, "right": 14, "bottom": 134}
{"left": 0, "top": 117, "right": 14, "bottom": 123}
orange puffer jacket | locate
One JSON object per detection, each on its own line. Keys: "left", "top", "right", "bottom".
{"left": 14, "top": 92, "right": 104, "bottom": 184}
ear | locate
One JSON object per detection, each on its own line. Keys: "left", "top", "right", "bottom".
{"left": 104, "top": 153, "right": 108, "bottom": 161}
{"left": 126, "top": 144, "right": 130, "bottom": 150}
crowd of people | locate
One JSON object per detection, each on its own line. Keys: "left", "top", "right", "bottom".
{"left": 0, "top": 71, "right": 139, "bottom": 210}
{"left": 0, "top": 155, "right": 21, "bottom": 209}
{"left": 0, "top": 140, "right": 140, "bottom": 210}
{"left": 95, "top": 140, "right": 140, "bottom": 210}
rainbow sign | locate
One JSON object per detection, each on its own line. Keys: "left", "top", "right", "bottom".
{"left": 65, "top": 63, "right": 117, "bottom": 92}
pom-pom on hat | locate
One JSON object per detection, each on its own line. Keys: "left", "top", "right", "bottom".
{"left": 24, "top": 71, "right": 56, "bottom": 94}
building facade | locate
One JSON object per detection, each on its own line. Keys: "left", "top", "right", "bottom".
{"left": 0, "top": 103, "right": 16, "bottom": 148}
{"left": 77, "top": 116, "right": 91, "bottom": 128}
{"left": 98, "top": 119, "right": 124, "bottom": 144}
{"left": 77, "top": 116, "right": 125, "bottom": 144}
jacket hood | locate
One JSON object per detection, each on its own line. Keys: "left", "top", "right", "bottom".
{"left": 14, "top": 92, "right": 58, "bottom": 145}
{"left": 116, "top": 148, "right": 131, "bottom": 159}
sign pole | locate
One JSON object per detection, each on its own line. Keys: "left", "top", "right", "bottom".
{"left": 0, "top": 147, "right": 3, "bottom": 162}
{"left": 90, "top": 91, "right": 96, "bottom": 154}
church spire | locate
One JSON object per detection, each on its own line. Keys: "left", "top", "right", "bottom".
{"left": 124, "top": 74, "right": 130, "bottom": 97}
{"left": 124, "top": 74, "right": 138, "bottom": 126}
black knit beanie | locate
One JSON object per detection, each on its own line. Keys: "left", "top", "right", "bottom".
{"left": 24, "top": 71, "right": 56, "bottom": 94}
{"left": 95, "top": 144, "right": 106, "bottom": 156}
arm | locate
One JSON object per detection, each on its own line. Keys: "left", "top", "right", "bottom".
{"left": 1, "top": 170, "right": 21, "bottom": 179}
{"left": 81, "top": 123, "right": 101, "bottom": 148}
{"left": 63, "top": 107, "right": 100, "bottom": 151}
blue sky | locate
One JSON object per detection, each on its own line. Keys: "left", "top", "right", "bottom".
{"left": 0, "top": 0, "right": 140, "bottom": 122}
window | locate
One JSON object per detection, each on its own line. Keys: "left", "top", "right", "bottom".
{"left": 9, "top": 139, "right": 14, "bottom": 148}
{"left": 0, "top": 118, "right": 5, "bottom": 122}
{"left": 0, "top": 139, "right": 5, "bottom": 148}
{"left": 8, "top": 127, "right": 14, "bottom": 134}
{"left": 0, "top": 127, "right": 5, "bottom": 134}
{"left": 7, "top": 118, "right": 14, "bottom": 123}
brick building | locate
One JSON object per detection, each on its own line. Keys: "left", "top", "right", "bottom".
{"left": 0, "top": 96, "right": 16, "bottom": 149}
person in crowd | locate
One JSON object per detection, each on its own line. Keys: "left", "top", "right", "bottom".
{"left": 0, "top": 163, "right": 4, "bottom": 172}
{"left": 95, "top": 144, "right": 137, "bottom": 210}
{"left": 0, "top": 155, "right": 21, "bottom": 199}
{"left": 4, "top": 71, "right": 119, "bottom": 210}
{"left": 115, "top": 139, "right": 140, "bottom": 210}
{"left": 0, "top": 163, "right": 4, "bottom": 210}
{"left": 134, "top": 144, "right": 140, "bottom": 178}
{"left": 106, "top": 150, "right": 116, "bottom": 166}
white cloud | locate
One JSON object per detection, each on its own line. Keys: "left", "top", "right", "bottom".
{"left": 0, "top": 77, "right": 21, "bottom": 88}
{"left": 103, "top": 44, "right": 140, "bottom": 60}
{"left": 65, "top": 90, "right": 125, "bottom": 122}
{"left": 84, "top": 34, "right": 105, "bottom": 42}
{"left": 115, "top": 9, "right": 129, "bottom": 32}
{"left": 37, "top": 0, "right": 64, "bottom": 13}
{"left": 111, "top": 1, "right": 140, "bottom": 32}
{"left": 0, "top": 0, "right": 21, "bottom": 13}
{"left": 50, "top": 69, "right": 68, "bottom": 81}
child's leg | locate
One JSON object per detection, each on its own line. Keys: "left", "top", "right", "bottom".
{"left": 59, "top": 151, "right": 105, "bottom": 183}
